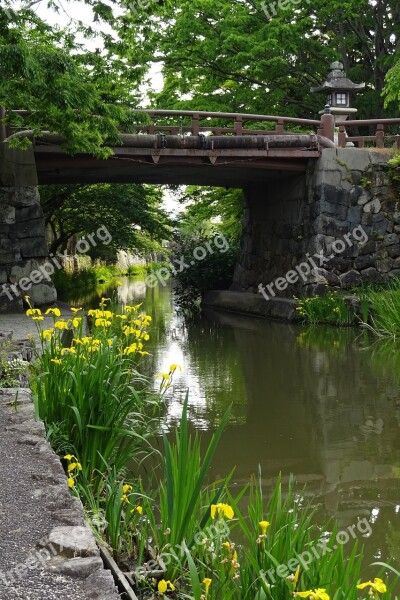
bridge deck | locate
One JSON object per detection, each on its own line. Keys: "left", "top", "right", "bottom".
{"left": 34, "top": 146, "right": 318, "bottom": 186}
{"left": 33, "top": 133, "right": 325, "bottom": 186}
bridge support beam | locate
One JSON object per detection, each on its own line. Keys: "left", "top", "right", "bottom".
{"left": 232, "top": 148, "right": 400, "bottom": 300}
{"left": 0, "top": 143, "right": 56, "bottom": 313}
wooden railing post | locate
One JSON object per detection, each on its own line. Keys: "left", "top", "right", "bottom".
{"left": 234, "top": 116, "right": 243, "bottom": 136}
{"left": 275, "top": 118, "right": 284, "bottom": 134}
{"left": 191, "top": 113, "right": 200, "bottom": 135}
{"left": 0, "top": 106, "right": 6, "bottom": 142}
{"left": 320, "top": 113, "right": 335, "bottom": 142}
{"left": 376, "top": 123, "right": 384, "bottom": 148}
{"left": 338, "top": 125, "right": 347, "bottom": 148}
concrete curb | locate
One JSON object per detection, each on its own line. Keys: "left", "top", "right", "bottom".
{"left": 202, "top": 290, "right": 302, "bottom": 321}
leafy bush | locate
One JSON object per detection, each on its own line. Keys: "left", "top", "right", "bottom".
{"left": 174, "top": 232, "right": 239, "bottom": 314}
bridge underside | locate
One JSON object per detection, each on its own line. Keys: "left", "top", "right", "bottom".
{"left": 34, "top": 147, "right": 316, "bottom": 186}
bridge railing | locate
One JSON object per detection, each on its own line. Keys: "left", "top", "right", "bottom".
{"left": 132, "top": 109, "right": 326, "bottom": 137}
{"left": 337, "top": 119, "right": 400, "bottom": 149}
{"left": 3, "top": 108, "right": 400, "bottom": 150}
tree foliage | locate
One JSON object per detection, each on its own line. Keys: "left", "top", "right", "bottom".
{"left": 0, "top": 5, "right": 145, "bottom": 156}
{"left": 177, "top": 187, "right": 244, "bottom": 244}
{"left": 40, "top": 183, "right": 172, "bottom": 256}
{"left": 116, "top": 0, "right": 399, "bottom": 119}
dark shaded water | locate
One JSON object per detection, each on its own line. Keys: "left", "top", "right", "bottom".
{"left": 64, "top": 277, "right": 400, "bottom": 576}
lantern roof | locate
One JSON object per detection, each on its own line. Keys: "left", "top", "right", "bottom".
{"left": 310, "top": 62, "right": 365, "bottom": 93}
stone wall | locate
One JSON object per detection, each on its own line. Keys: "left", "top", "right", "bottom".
{"left": 0, "top": 144, "right": 56, "bottom": 313}
{"left": 232, "top": 148, "right": 400, "bottom": 297}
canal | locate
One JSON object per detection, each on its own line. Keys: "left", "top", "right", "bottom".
{"left": 62, "top": 276, "right": 400, "bottom": 576}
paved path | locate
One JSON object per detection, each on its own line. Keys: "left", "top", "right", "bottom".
{"left": 0, "top": 303, "right": 74, "bottom": 342}
{"left": 0, "top": 322, "right": 121, "bottom": 599}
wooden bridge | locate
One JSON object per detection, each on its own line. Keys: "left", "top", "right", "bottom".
{"left": 2, "top": 109, "right": 400, "bottom": 187}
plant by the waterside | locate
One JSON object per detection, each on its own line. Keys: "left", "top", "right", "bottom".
{"left": 27, "top": 298, "right": 159, "bottom": 489}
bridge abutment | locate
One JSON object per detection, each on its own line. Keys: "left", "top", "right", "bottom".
{"left": 0, "top": 144, "right": 56, "bottom": 313}
{"left": 232, "top": 148, "right": 400, "bottom": 299}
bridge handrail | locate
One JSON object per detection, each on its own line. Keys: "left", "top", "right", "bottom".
{"left": 134, "top": 109, "right": 322, "bottom": 127}
{"left": 337, "top": 118, "right": 400, "bottom": 149}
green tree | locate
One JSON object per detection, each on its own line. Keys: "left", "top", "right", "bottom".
{"left": 40, "top": 183, "right": 172, "bottom": 256}
{"left": 0, "top": 6, "right": 145, "bottom": 157}
{"left": 384, "top": 57, "right": 400, "bottom": 108}
{"left": 116, "top": 0, "right": 399, "bottom": 119}
{"left": 177, "top": 186, "right": 244, "bottom": 243}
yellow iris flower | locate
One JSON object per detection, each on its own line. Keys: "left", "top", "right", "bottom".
{"left": 295, "top": 589, "right": 330, "bottom": 600}
{"left": 357, "top": 578, "right": 387, "bottom": 594}
{"left": 45, "top": 307, "right": 61, "bottom": 317}
{"left": 259, "top": 520, "right": 270, "bottom": 535}
{"left": 211, "top": 503, "right": 234, "bottom": 520}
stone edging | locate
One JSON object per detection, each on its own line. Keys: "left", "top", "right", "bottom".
{"left": 0, "top": 386, "right": 121, "bottom": 599}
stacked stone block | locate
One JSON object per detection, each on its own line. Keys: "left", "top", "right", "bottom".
{"left": 232, "top": 148, "right": 400, "bottom": 297}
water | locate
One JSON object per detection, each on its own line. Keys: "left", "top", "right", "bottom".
{"left": 63, "top": 277, "right": 400, "bottom": 575}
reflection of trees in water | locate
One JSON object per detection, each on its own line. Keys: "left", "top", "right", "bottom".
{"left": 165, "top": 313, "right": 248, "bottom": 428}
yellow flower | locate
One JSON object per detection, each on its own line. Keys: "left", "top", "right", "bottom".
{"left": 26, "top": 308, "right": 41, "bottom": 316}
{"left": 32, "top": 316, "right": 44, "bottom": 321}
{"left": 169, "top": 363, "right": 181, "bottom": 372}
{"left": 222, "top": 541, "right": 231, "bottom": 549}
{"left": 71, "top": 317, "right": 82, "bottom": 328}
{"left": 259, "top": 520, "right": 270, "bottom": 535}
{"left": 158, "top": 580, "right": 167, "bottom": 593}
{"left": 115, "top": 314, "right": 127, "bottom": 320}
{"left": 203, "top": 578, "right": 212, "bottom": 596}
{"left": 40, "top": 329, "right": 54, "bottom": 341}
{"left": 123, "top": 344, "right": 137, "bottom": 355}
{"left": 68, "top": 463, "right": 77, "bottom": 472}
{"left": 68, "top": 477, "right": 75, "bottom": 489}
{"left": 166, "top": 581, "right": 175, "bottom": 592}
{"left": 357, "top": 578, "right": 387, "bottom": 594}
{"left": 70, "top": 307, "right": 83, "bottom": 313}
{"left": 64, "top": 454, "right": 77, "bottom": 461}
{"left": 122, "top": 484, "right": 133, "bottom": 494}
{"left": 54, "top": 320, "right": 69, "bottom": 330}
{"left": 61, "top": 347, "right": 77, "bottom": 355}
{"left": 138, "top": 351, "right": 150, "bottom": 356}
{"left": 293, "top": 566, "right": 300, "bottom": 589}
{"left": 95, "top": 318, "right": 111, "bottom": 327}
{"left": 123, "top": 326, "right": 136, "bottom": 336}
{"left": 295, "top": 589, "right": 330, "bottom": 600}
{"left": 210, "top": 503, "right": 234, "bottom": 520}
{"left": 45, "top": 307, "right": 61, "bottom": 317}
{"left": 120, "top": 494, "right": 129, "bottom": 504}
{"left": 50, "top": 358, "right": 62, "bottom": 365}
{"left": 136, "top": 505, "right": 143, "bottom": 515}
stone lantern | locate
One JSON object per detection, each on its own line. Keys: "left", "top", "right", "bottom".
{"left": 310, "top": 61, "right": 365, "bottom": 123}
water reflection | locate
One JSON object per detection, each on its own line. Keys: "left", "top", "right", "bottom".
{"left": 62, "top": 277, "right": 400, "bottom": 575}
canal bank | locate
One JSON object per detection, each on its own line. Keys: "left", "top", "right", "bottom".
{"left": 0, "top": 331, "right": 121, "bottom": 599}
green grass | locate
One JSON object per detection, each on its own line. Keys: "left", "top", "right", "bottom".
{"left": 294, "top": 291, "right": 357, "bottom": 326}
{"left": 357, "top": 277, "right": 400, "bottom": 338}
